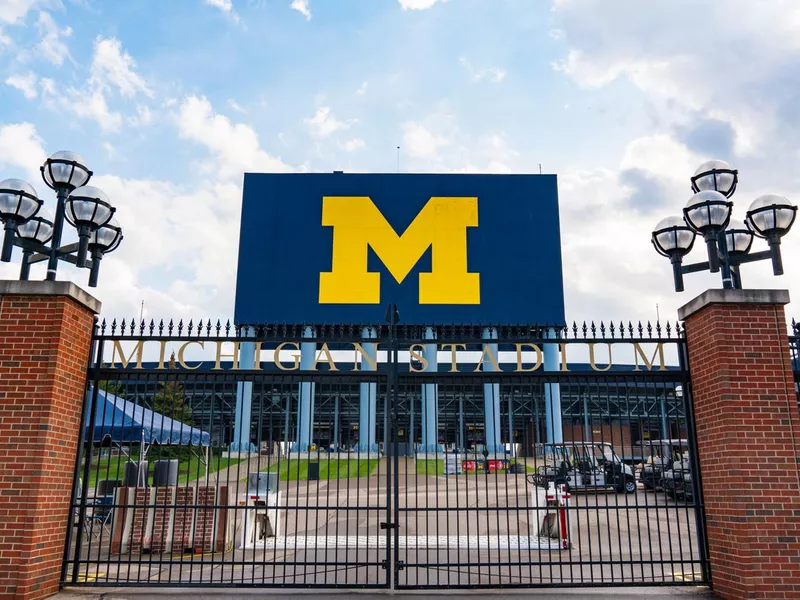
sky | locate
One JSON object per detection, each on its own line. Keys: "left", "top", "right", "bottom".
{"left": 1, "top": 0, "right": 800, "bottom": 328}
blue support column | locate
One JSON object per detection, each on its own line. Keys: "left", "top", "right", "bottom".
{"left": 660, "top": 394, "right": 670, "bottom": 440}
{"left": 356, "top": 326, "right": 379, "bottom": 453}
{"left": 417, "top": 327, "right": 442, "bottom": 454}
{"left": 293, "top": 326, "right": 316, "bottom": 452}
{"left": 230, "top": 326, "right": 256, "bottom": 453}
{"left": 482, "top": 327, "right": 504, "bottom": 454}
{"left": 543, "top": 327, "right": 564, "bottom": 444}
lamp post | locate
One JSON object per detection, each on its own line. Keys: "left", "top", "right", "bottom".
{"left": 652, "top": 160, "right": 796, "bottom": 291}
{"left": 0, "top": 151, "right": 122, "bottom": 287}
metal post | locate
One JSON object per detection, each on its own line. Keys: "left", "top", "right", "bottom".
{"left": 294, "top": 326, "right": 316, "bottom": 452}
{"left": 19, "top": 250, "right": 31, "bottom": 280}
{"left": 458, "top": 397, "right": 464, "bottom": 451}
{"left": 718, "top": 232, "right": 733, "bottom": 289}
{"left": 47, "top": 188, "right": 68, "bottom": 281}
{"left": 543, "top": 327, "right": 564, "bottom": 444}
{"left": 482, "top": 326, "right": 503, "bottom": 454}
{"left": 333, "top": 397, "right": 339, "bottom": 451}
{"left": 418, "top": 326, "right": 440, "bottom": 454}
{"left": 583, "top": 391, "right": 590, "bottom": 442}
{"left": 357, "top": 326, "right": 378, "bottom": 452}
{"left": 230, "top": 327, "right": 256, "bottom": 453}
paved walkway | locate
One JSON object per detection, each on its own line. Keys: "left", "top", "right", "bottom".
{"left": 56, "top": 587, "right": 715, "bottom": 599}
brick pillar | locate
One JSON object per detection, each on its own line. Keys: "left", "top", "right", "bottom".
{"left": 679, "top": 289, "right": 800, "bottom": 600}
{"left": 0, "top": 281, "right": 100, "bottom": 600}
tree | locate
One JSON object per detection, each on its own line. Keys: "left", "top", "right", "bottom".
{"left": 152, "top": 353, "right": 193, "bottom": 425}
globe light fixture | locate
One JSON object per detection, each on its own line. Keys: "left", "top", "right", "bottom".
{"left": 0, "top": 179, "right": 42, "bottom": 261}
{"left": 651, "top": 216, "right": 696, "bottom": 292}
{"left": 690, "top": 159, "right": 738, "bottom": 198}
{"left": 653, "top": 160, "right": 796, "bottom": 291}
{"left": 64, "top": 185, "right": 115, "bottom": 267}
{"left": 683, "top": 190, "right": 733, "bottom": 272}
{"left": 0, "top": 152, "right": 121, "bottom": 287}
{"left": 745, "top": 194, "right": 797, "bottom": 276}
{"left": 87, "top": 216, "right": 122, "bottom": 287}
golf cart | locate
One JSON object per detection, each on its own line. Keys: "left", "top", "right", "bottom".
{"left": 638, "top": 439, "right": 688, "bottom": 491}
{"left": 662, "top": 455, "right": 694, "bottom": 501}
{"left": 529, "top": 442, "right": 637, "bottom": 494}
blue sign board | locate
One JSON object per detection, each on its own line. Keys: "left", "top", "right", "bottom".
{"left": 234, "top": 173, "right": 565, "bottom": 325}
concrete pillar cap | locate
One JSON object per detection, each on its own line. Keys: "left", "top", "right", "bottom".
{"left": 678, "top": 288, "right": 789, "bottom": 321}
{"left": 0, "top": 279, "right": 101, "bottom": 314}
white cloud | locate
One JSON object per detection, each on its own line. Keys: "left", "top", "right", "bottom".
{"left": 33, "top": 11, "right": 71, "bottom": 65}
{"left": 5, "top": 71, "right": 38, "bottom": 99}
{"left": 459, "top": 57, "right": 506, "bottom": 83}
{"left": 398, "top": 0, "right": 448, "bottom": 10}
{"left": 290, "top": 0, "right": 311, "bottom": 20}
{"left": 42, "top": 37, "right": 152, "bottom": 132}
{"left": 304, "top": 106, "right": 356, "bottom": 138}
{"left": 0, "top": 0, "right": 38, "bottom": 25}
{"left": 176, "top": 95, "right": 292, "bottom": 179}
{"left": 401, "top": 122, "right": 448, "bottom": 159}
{"left": 341, "top": 137, "right": 365, "bottom": 152}
{"left": 551, "top": 0, "right": 800, "bottom": 156}
{"left": 356, "top": 81, "right": 368, "bottom": 96}
{"left": 90, "top": 37, "right": 152, "bottom": 98}
{"left": 227, "top": 99, "right": 246, "bottom": 113}
{"left": 0, "top": 122, "right": 47, "bottom": 183}
{"left": 204, "top": 0, "right": 240, "bottom": 22}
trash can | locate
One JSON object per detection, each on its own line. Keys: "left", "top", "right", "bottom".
{"left": 124, "top": 461, "right": 148, "bottom": 487}
{"left": 307, "top": 462, "right": 320, "bottom": 481}
{"left": 152, "top": 459, "right": 179, "bottom": 486}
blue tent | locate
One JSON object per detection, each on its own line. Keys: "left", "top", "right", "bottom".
{"left": 84, "top": 388, "right": 211, "bottom": 447}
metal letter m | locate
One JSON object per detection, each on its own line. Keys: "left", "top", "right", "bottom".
{"left": 319, "top": 196, "right": 480, "bottom": 304}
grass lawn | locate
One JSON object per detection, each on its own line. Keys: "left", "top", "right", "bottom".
{"left": 81, "top": 453, "right": 244, "bottom": 489}
{"left": 263, "top": 458, "right": 378, "bottom": 481}
{"left": 415, "top": 459, "right": 444, "bottom": 475}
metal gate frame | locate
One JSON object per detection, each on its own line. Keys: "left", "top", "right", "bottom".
{"left": 62, "top": 317, "right": 709, "bottom": 589}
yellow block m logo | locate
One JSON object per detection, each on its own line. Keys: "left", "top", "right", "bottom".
{"left": 319, "top": 196, "right": 480, "bottom": 304}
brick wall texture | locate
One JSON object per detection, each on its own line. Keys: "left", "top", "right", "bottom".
{"left": 683, "top": 301, "right": 800, "bottom": 600}
{"left": 0, "top": 293, "right": 95, "bottom": 600}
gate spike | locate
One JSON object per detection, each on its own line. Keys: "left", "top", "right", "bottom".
{"left": 609, "top": 321, "right": 616, "bottom": 338}
{"left": 197, "top": 319, "right": 203, "bottom": 336}
{"left": 647, "top": 321, "right": 652, "bottom": 337}
{"left": 628, "top": 321, "right": 634, "bottom": 337}
{"left": 100, "top": 318, "right": 107, "bottom": 334}
{"left": 131, "top": 317, "right": 136, "bottom": 335}
{"left": 168, "top": 319, "right": 174, "bottom": 335}
{"left": 599, "top": 321, "right": 606, "bottom": 337}
{"left": 225, "top": 320, "right": 231, "bottom": 335}
{"left": 120, "top": 318, "right": 127, "bottom": 335}
{"left": 637, "top": 321, "right": 644, "bottom": 336}
{"left": 140, "top": 319, "right": 146, "bottom": 335}
{"left": 158, "top": 319, "right": 164, "bottom": 335}
{"left": 666, "top": 321, "right": 672, "bottom": 337}
{"left": 206, "top": 320, "right": 212, "bottom": 336}
{"left": 581, "top": 321, "right": 587, "bottom": 338}
{"left": 590, "top": 321, "right": 596, "bottom": 337}
{"left": 655, "top": 320, "right": 662, "bottom": 337}
{"left": 619, "top": 321, "right": 625, "bottom": 339}
{"left": 187, "top": 319, "right": 193, "bottom": 335}
{"left": 149, "top": 319, "right": 155, "bottom": 335}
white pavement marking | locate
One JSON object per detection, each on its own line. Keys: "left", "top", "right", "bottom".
{"left": 244, "top": 535, "right": 564, "bottom": 550}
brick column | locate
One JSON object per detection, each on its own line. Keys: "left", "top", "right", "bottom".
{"left": 679, "top": 289, "right": 800, "bottom": 600}
{"left": 0, "top": 281, "right": 100, "bottom": 600}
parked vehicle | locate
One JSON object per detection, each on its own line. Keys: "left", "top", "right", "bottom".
{"left": 638, "top": 439, "right": 688, "bottom": 491}
{"left": 661, "top": 456, "right": 694, "bottom": 501}
{"left": 529, "top": 442, "right": 637, "bottom": 494}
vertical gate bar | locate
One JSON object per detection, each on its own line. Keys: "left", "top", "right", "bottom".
{"left": 386, "top": 313, "right": 396, "bottom": 588}
{"left": 679, "top": 337, "right": 710, "bottom": 584}
{"left": 69, "top": 326, "right": 104, "bottom": 584}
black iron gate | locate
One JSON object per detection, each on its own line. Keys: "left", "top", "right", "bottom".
{"left": 63, "top": 319, "right": 709, "bottom": 589}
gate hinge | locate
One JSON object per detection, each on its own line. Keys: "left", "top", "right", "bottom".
{"left": 397, "top": 560, "right": 405, "bottom": 571}
{"left": 380, "top": 522, "right": 397, "bottom": 530}
{"left": 381, "top": 560, "right": 388, "bottom": 570}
